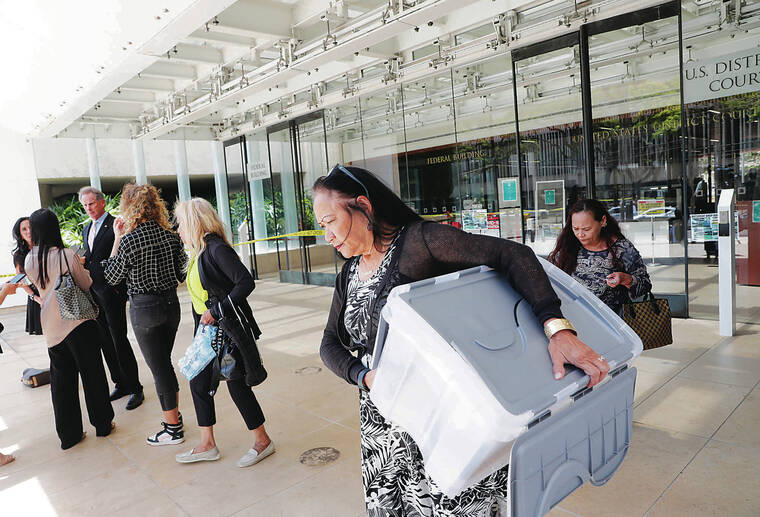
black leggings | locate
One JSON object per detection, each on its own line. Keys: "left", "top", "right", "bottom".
{"left": 189, "top": 310, "right": 265, "bottom": 429}
{"left": 129, "top": 291, "right": 181, "bottom": 411}
{"left": 48, "top": 320, "right": 114, "bottom": 449}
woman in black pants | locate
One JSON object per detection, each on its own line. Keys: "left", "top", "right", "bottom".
{"left": 12, "top": 217, "right": 43, "bottom": 335}
{"left": 25, "top": 209, "right": 114, "bottom": 450}
{"left": 104, "top": 184, "right": 187, "bottom": 446}
{"left": 173, "top": 198, "right": 273, "bottom": 467}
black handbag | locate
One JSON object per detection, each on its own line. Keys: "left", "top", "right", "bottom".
{"left": 216, "top": 295, "right": 267, "bottom": 387}
{"left": 207, "top": 327, "right": 245, "bottom": 396}
{"left": 211, "top": 329, "right": 244, "bottom": 382}
{"left": 621, "top": 291, "right": 673, "bottom": 350}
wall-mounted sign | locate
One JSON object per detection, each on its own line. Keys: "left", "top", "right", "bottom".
{"left": 637, "top": 198, "right": 665, "bottom": 215}
{"left": 248, "top": 161, "right": 270, "bottom": 181}
{"left": 690, "top": 213, "right": 740, "bottom": 242}
{"left": 498, "top": 177, "right": 520, "bottom": 209}
{"left": 425, "top": 150, "right": 486, "bottom": 165}
{"left": 462, "top": 209, "right": 487, "bottom": 233}
{"left": 683, "top": 49, "right": 760, "bottom": 103}
{"left": 544, "top": 189, "right": 556, "bottom": 205}
{"left": 753, "top": 200, "right": 760, "bottom": 223}
{"left": 502, "top": 178, "right": 518, "bottom": 202}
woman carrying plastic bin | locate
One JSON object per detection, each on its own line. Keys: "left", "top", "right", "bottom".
{"left": 314, "top": 165, "right": 610, "bottom": 516}
{"left": 548, "top": 199, "right": 651, "bottom": 315}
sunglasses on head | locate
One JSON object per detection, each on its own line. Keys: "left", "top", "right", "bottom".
{"left": 328, "top": 164, "right": 370, "bottom": 198}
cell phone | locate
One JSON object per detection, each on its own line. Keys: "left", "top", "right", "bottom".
{"left": 9, "top": 273, "right": 26, "bottom": 284}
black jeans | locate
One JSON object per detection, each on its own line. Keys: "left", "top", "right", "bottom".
{"left": 189, "top": 347, "right": 266, "bottom": 429}
{"left": 94, "top": 287, "right": 142, "bottom": 393}
{"left": 129, "top": 291, "right": 181, "bottom": 411}
{"left": 48, "top": 320, "right": 114, "bottom": 449}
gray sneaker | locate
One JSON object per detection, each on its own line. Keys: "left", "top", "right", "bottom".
{"left": 176, "top": 446, "right": 221, "bottom": 463}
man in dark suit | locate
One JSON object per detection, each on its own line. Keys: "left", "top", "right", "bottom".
{"left": 79, "top": 186, "right": 144, "bottom": 410}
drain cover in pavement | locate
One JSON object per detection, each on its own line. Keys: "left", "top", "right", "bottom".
{"left": 299, "top": 447, "right": 340, "bottom": 466}
{"left": 295, "top": 366, "right": 322, "bottom": 375}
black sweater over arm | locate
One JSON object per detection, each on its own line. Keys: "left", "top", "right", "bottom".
{"left": 319, "top": 220, "right": 564, "bottom": 386}
{"left": 199, "top": 234, "right": 261, "bottom": 339}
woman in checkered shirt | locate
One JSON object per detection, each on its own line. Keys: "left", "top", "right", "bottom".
{"left": 104, "top": 184, "right": 189, "bottom": 446}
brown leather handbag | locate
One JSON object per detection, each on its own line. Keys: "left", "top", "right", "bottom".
{"left": 621, "top": 292, "right": 673, "bottom": 350}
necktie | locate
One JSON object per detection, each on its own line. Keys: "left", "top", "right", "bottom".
{"left": 88, "top": 222, "right": 97, "bottom": 251}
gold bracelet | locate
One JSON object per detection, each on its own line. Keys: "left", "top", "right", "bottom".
{"left": 544, "top": 318, "right": 577, "bottom": 339}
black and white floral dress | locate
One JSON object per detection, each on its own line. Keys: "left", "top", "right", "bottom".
{"left": 571, "top": 238, "right": 651, "bottom": 314}
{"left": 345, "top": 233, "right": 510, "bottom": 516}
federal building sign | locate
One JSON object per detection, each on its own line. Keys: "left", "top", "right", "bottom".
{"left": 684, "top": 49, "right": 760, "bottom": 103}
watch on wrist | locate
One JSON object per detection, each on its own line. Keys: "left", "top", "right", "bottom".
{"left": 544, "top": 318, "right": 577, "bottom": 339}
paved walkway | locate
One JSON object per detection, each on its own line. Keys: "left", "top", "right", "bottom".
{"left": 0, "top": 279, "right": 758, "bottom": 516}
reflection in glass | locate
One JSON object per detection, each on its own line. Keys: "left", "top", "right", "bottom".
{"left": 360, "top": 86, "right": 407, "bottom": 196}
{"left": 403, "top": 70, "right": 458, "bottom": 218}
{"left": 515, "top": 44, "right": 586, "bottom": 255}
{"left": 224, "top": 140, "right": 255, "bottom": 271}
{"left": 588, "top": 16, "right": 684, "bottom": 299}
{"left": 452, "top": 54, "right": 521, "bottom": 241}
{"left": 244, "top": 130, "right": 275, "bottom": 254}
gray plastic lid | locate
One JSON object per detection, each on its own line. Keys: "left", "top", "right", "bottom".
{"left": 509, "top": 367, "right": 636, "bottom": 517}
{"left": 394, "top": 265, "right": 637, "bottom": 416}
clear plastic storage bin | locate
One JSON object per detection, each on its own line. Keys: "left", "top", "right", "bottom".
{"left": 370, "top": 257, "right": 642, "bottom": 514}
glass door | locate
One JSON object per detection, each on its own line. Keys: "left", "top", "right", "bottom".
{"left": 513, "top": 34, "right": 587, "bottom": 257}
{"left": 267, "top": 111, "right": 335, "bottom": 285}
{"left": 586, "top": 3, "right": 686, "bottom": 315}
{"left": 223, "top": 137, "right": 257, "bottom": 274}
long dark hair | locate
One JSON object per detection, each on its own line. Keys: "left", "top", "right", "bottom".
{"left": 29, "top": 208, "right": 66, "bottom": 290}
{"left": 548, "top": 199, "right": 625, "bottom": 274}
{"left": 313, "top": 165, "right": 422, "bottom": 252}
{"left": 12, "top": 217, "right": 31, "bottom": 271}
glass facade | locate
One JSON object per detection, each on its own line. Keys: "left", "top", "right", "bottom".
{"left": 228, "top": 0, "right": 760, "bottom": 321}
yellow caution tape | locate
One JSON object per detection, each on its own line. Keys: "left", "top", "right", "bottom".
{"left": 0, "top": 231, "right": 327, "bottom": 277}
{"left": 234, "top": 229, "right": 325, "bottom": 247}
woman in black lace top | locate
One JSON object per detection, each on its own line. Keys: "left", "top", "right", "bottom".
{"left": 12, "top": 217, "right": 43, "bottom": 335}
{"left": 315, "top": 165, "right": 609, "bottom": 516}
{"left": 548, "top": 199, "right": 651, "bottom": 314}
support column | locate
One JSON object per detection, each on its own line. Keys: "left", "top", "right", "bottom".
{"left": 85, "top": 138, "right": 102, "bottom": 191}
{"left": 132, "top": 139, "right": 147, "bottom": 185}
{"left": 174, "top": 140, "right": 191, "bottom": 202}
{"left": 211, "top": 141, "right": 232, "bottom": 240}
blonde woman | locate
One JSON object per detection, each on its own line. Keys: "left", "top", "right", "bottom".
{"left": 174, "top": 198, "right": 273, "bottom": 467}
{"left": 103, "top": 184, "right": 188, "bottom": 446}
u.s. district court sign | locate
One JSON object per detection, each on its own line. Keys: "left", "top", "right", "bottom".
{"left": 683, "top": 49, "right": 760, "bottom": 103}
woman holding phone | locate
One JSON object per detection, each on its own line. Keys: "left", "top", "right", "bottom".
{"left": 12, "top": 217, "right": 43, "bottom": 335}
